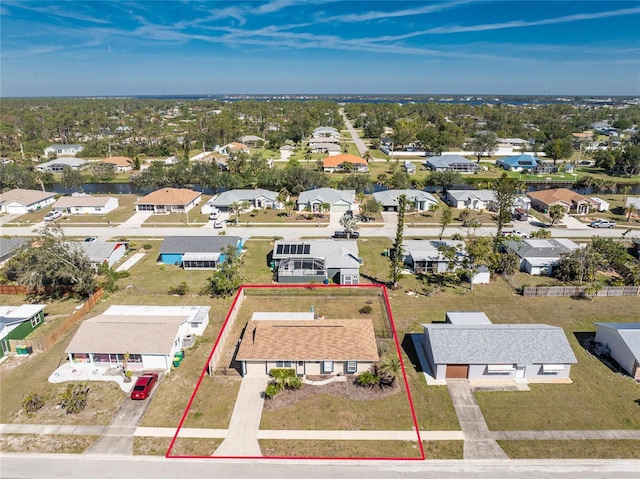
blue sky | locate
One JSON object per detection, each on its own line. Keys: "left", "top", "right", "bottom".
{"left": 1, "top": 1, "right": 639, "bottom": 97}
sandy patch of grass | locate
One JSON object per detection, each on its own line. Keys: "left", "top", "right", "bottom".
{"left": 135, "top": 436, "right": 222, "bottom": 456}
{"left": 181, "top": 376, "right": 241, "bottom": 428}
{"left": 0, "top": 434, "right": 97, "bottom": 453}
{"left": 498, "top": 440, "right": 640, "bottom": 459}
{"left": 259, "top": 439, "right": 422, "bottom": 459}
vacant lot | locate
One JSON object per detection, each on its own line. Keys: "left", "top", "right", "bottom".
{"left": 498, "top": 440, "right": 640, "bottom": 459}
{"left": 422, "top": 440, "right": 464, "bottom": 459}
{"left": 0, "top": 434, "right": 97, "bottom": 454}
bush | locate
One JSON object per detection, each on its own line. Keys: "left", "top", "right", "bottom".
{"left": 142, "top": 244, "right": 153, "bottom": 250}
{"left": 22, "top": 391, "right": 44, "bottom": 413}
{"left": 168, "top": 281, "right": 189, "bottom": 296}
{"left": 58, "top": 383, "right": 90, "bottom": 414}
{"left": 264, "top": 383, "right": 280, "bottom": 399}
{"left": 359, "top": 304, "right": 372, "bottom": 315}
{"left": 356, "top": 371, "right": 380, "bottom": 388}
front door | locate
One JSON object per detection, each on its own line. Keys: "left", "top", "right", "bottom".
{"left": 296, "top": 361, "right": 305, "bottom": 376}
{"left": 516, "top": 367, "right": 525, "bottom": 379}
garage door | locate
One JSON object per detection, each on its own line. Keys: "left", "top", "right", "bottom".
{"left": 330, "top": 203, "right": 350, "bottom": 212}
{"left": 446, "top": 364, "right": 469, "bottom": 379}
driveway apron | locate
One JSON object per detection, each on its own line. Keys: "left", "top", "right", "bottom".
{"left": 213, "top": 374, "right": 269, "bottom": 457}
{"left": 447, "top": 380, "right": 508, "bottom": 460}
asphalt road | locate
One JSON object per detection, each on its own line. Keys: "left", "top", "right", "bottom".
{"left": 341, "top": 109, "right": 368, "bottom": 156}
{"left": 1, "top": 454, "right": 639, "bottom": 479}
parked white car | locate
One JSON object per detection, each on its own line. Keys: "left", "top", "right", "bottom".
{"left": 213, "top": 220, "right": 223, "bottom": 229}
{"left": 44, "top": 211, "right": 62, "bottom": 222}
{"left": 501, "top": 230, "right": 528, "bottom": 239}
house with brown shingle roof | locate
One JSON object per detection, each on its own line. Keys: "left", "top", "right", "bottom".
{"left": 323, "top": 153, "right": 368, "bottom": 173}
{"left": 134, "top": 188, "right": 202, "bottom": 214}
{"left": 235, "top": 313, "right": 379, "bottom": 376}
{"left": 0, "top": 188, "right": 56, "bottom": 214}
{"left": 527, "top": 188, "right": 595, "bottom": 215}
{"left": 102, "top": 156, "right": 133, "bottom": 173}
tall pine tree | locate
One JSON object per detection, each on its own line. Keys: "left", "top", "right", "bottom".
{"left": 389, "top": 194, "right": 407, "bottom": 288}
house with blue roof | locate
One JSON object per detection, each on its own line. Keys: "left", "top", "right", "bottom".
{"left": 496, "top": 154, "right": 546, "bottom": 172}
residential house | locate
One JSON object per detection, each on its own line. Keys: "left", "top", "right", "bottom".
{"left": 65, "top": 305, "right": 210, "bottom": 372}
{"left": 421, "top": 316, "right": 577, "bottom": 381}
{"left": 43, "top": 144, "right": 84, "bottom": 157}
{"left": 52, "top": 194, "right": 119, "bottom": 215}
{"left": 272, "top": 239, "right": 361, "bottom": 284}
{"left": 402, "top": 239, "right": 465, "bottom": 274}
{"left": 308, "top": 138, "right": 341, "bottom": 155}
{"left": 528, "top": 188, "right": 595, "bottom": 215}
{"left": 445, "top": 311, "right": 492, "bottom": 325}
{"left": 74, "top": 241, "right": 128, "bottom": 268}
{"left": 590, "top": 197, "right": 610, "bottom": 212}
{"left": 312, "top": 126, "right": 340, "bottom": 139}
{"left": 322, "top": 154, "right": 368, "bottom": 173}
{"left": 496, "top": 155, "right": 546, "bottom": 172}
{"left": 497, "top": 138, "right": 529, "bottom": 150}
{"left": 35, "top": 158, "right": 87, "bottom": 173}
{"left": 298, "top": 188, "right": 355, "bottom": 213}
{"left": 503, "top": 238, "right": 580, "bottom": 276}
{"left": 373, "top": 189, "right": 438, "bottom": 212}
{"left": 424, "top": 155, "right": 480, "bottom": 173}
{"left": 239, "top": 135, "right": 265, "bottom": 147}
{"left": 134, "top": 188, "right": 202, "bottom": 213}
{"left": 158, "top": 236, "right": 243, "bottom": 269}
{"left": 207, "top": 189, "right": 281, "bottom": 212}
{"left": 403, "top": 161, "right": 417, "bottom": 174}
{"left": 626, "top": 196, "right": 640, "bottom": 210}
{"left": 219, "top": 142, "right": 250, "bottom": 155}
{"left": 445, "top": 189, "right": 495, "bottom": 210}
{"left": 101, "top": 156, "right": 133, "bottom": 173}
{"left": 0, "top": 189, "right": 56, "bottom": 214}
{"left": 0, "top": 304, "right": 46, "bottom": 357}
{"left": 0, "top": 237, "right": 29, "bottom": 264}
{"left": 235, "top": 313, "right": 378, "bottom": 376}
{"left": 594, "top": 323, "right": 640, "bottom": 379}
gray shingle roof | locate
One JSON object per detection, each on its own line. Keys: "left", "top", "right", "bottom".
{"left": 159, "top": 236, "right": 240, "bottom": 254}
{"left": 76, "top": 241, "right": 126, "bottom": 264}
{"left": 425, "top": 155, "right": 476, "bottom": 168}
{"left": 446, "top": 189, "right": 496, "bottom": 202}
{"left": 423, "top": 323, "right": 577, "bottom": 365}
{"left": 373, "top": 189, "right": 437, "bottom": 207}
{"left": 505, "top": 238, "right": 580, "bottom": 259}
{"left": 298, "top": 188, "right": 354, "bottom": 205}
{"left": 210, "top": 189, "right": 278, "bottom": 207}
{"left": 0, "top": 237, "right": 29, "bottom": 259}
{"left": 273, "top": 240, "right": 360, "bottom": 269}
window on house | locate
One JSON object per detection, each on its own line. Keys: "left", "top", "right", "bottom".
{"left": 486, "top": 364, "right": 515, "bottom": 374}
{"left": 322, "top": 361, "right": 334, "bottom": 373}
{"left": 541, "top": 364, "right": 563, "bottom": 374}
{"left": 276, "top": 361, "right": 291, "bottom": 368}
{"left": 30, "top": 315, "right": 42, "bottom": 328}
{"left": 346, "top": 361, "right": 357, "bottom": 373}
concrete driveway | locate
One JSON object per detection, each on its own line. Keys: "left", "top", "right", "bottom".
{"left": 85, "top": 373, "right": 164, "bottom": 454}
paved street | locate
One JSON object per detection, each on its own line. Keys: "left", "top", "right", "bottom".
{"left": 341, "top": 109, "right": 368, "bottom": 156}
{"left": 1, "top": 454, "right": 639, "bottom": 479}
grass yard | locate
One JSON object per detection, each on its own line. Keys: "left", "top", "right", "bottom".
{"left": 258, "top": 439, "right": 422, "bottom": 459}
{"left": 422, "top": 440, "right": 464, "bottom": 459}
{"left": 166, "top": 437, "right": 223, "bottom": 457}
{"left": 235, "top": 208, "right": 330, "bottom": 225}
{"left": 180, "top": 376, "right": 241, "bottom": 428}
{"left": 0, "top": 434, "right": 97, "bottom": 454}
{"left": 498, "top": 440, "right": 640, "bottom": 459}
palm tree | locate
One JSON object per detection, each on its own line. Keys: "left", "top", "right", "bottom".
{"left": 549, "top": 204, "right": 565, "bottom": 227}
{"left": 320, "top": 202, "right": 330, "bottom": 219}
{"left": 229, "top": 201, "right": 241, "bottom": 225}
{"left": 624, "top": 204, "right": 638, "bottom": 222}
{"left": 377, "top": 356, "right": 401, "bottom": 386}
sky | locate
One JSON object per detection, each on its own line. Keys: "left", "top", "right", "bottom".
{"left": 1, "top": 0, "right": 639, "bottom": 97}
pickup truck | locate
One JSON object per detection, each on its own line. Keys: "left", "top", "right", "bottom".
{"left": 589, "top": 219, "right": 616, "bottom": 228}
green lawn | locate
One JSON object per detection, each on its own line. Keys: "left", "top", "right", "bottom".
{"left": 258, "top": 439, "right": 422, "bottom": 459}
{"left": 235, "top": 208, "right": 329, "bottom": 225}
{"left": 498, "top": 440, "right": 640, "bottom": 459}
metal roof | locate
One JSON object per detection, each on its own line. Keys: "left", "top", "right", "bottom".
{"left": 595, "top": 322, "right": 640, "bottom": 361}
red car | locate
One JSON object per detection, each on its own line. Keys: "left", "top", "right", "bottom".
{"left": 130, "top": 372, "right": 158, "bottom": 400}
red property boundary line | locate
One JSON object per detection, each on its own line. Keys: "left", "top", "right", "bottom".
{"left": 166, "top": 283, "right": 425, "bottom": 461}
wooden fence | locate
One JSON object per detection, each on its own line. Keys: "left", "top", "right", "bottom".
{"left": 9, "top": 288, "right": 104, "bottom": 353}
{"left": 0, "top": 284, "right": 29, "bottom": 295}
{"left": 522, "top": 285, "right": 640, "bottom": 298}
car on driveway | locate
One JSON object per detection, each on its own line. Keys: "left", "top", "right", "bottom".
{"left": 84, "top": 236, "right": 97, "bottom": 242}
{"left": 589, "top": 219, "right": 616, "bottom": 228}
{"left": 44, "top": 211, "right": 62, "bottom": 222}
{"left": 213, "top": 220, "right": 223, "bottom": 228}
{"left": 131, "top": 372, "right": 158, "bottom": 400}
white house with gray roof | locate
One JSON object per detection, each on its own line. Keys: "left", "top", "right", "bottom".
{"left": 65, "top": 305, "right": 210, "bottom": 372}
{"left": 402, "top": 239, "right": 465, "bottom": 273}
{"left": 421, "top": 317, "right": 577, "bottom": 381}
{"left": 52, "top": 195, "right": 119, "bottom": 215}
{"left": 444, "top": 189, "right": 496, "bottom": 210}
{"left": 594, "top": 323, "right": 640, "bottom": 380}
{"left": 373, "top": 189, "right": 438, "bottom": 212}
{"left": 503, "top": 238, "right": 580, "bottom": 276}
{"left": 73, "top": 241, "right": 127, "bottom": 268}
{"left": 298, "top": 188, "right": 355, "bottom": 213}
{"left": 425, "top": 155, "right": 480, "bottom": 173}
{"left": 272, "top": 239, "right": 361, "bottom": 284}
{"left": 0, "top": 189, "right": 56, "bottom": 214}
{"left": 206, "top": 189, "right": 281, "bottom": 212}
{"left": 36, "top": 157, "right": 87, "bottom": 173}
{"left": 43, "top": 144, "right": 84, "bottom": 157}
